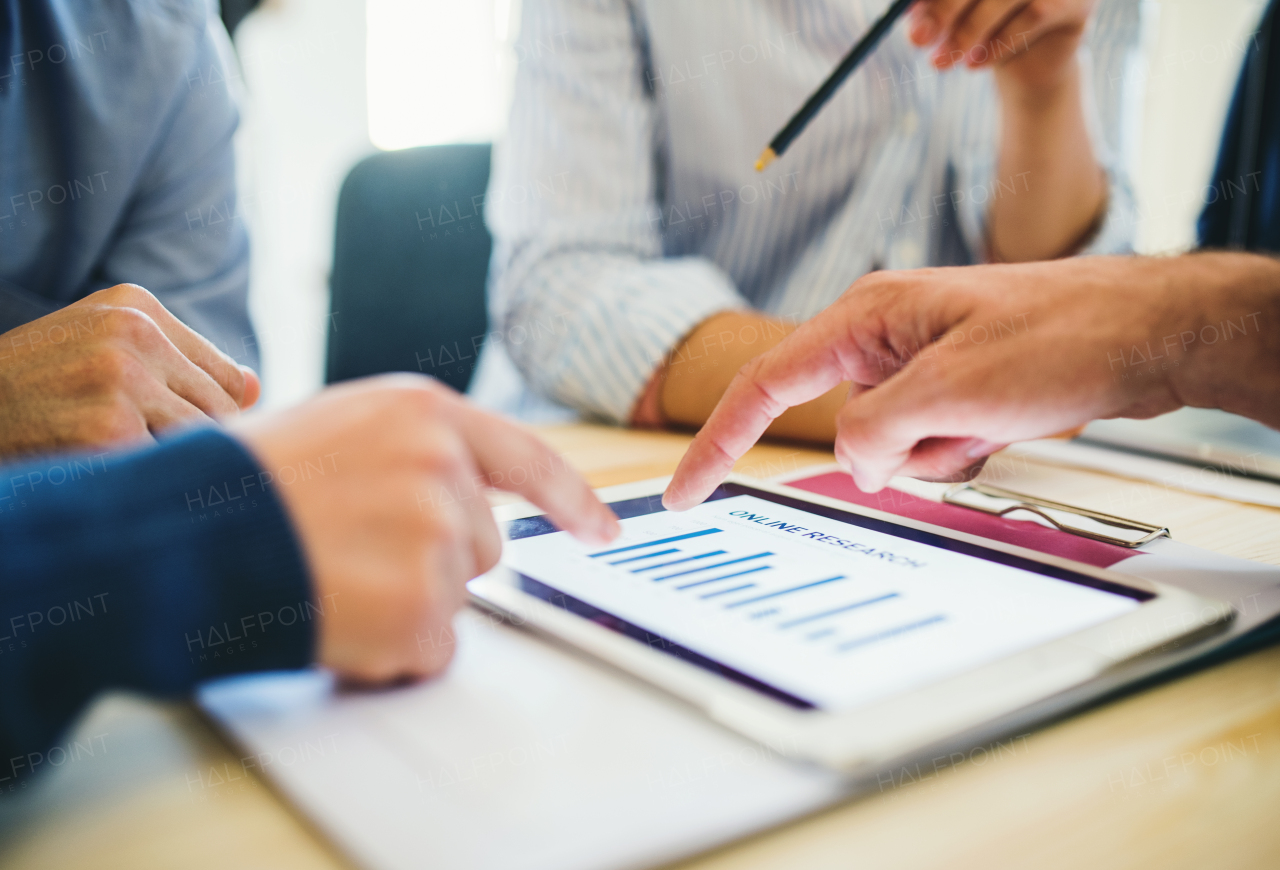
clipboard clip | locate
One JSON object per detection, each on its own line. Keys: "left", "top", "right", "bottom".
{"left": 942, "top": 482, "right": 1171, "bottom": 549}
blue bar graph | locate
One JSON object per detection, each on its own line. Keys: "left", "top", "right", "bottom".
{"left": 675, "top": 565, "right": 773, "bottom": 590}
{"left": 585, "top": 522, "right": 936, "bottom": 657}
{"left": 654, "top": 552, "right": 773, "bottom": 581}
{"left": 836, "top": 615, "right": 945, "bottom": 651}
{"left": 631, "top": 550, "right": 727, "bottom": 573}
{"left": 724, "top": 575, "right": 846, "bottom": 609}
{"left": 589, "top": 528, "right": 721, "bottom": 558}
{"left": 609, "top": 548, "right": 678, "bottom": 566}
{"left": 777, "top": 593, "right": 899, "bottom": 629}
{"left": 701, "top": 583, "right": 757, "bottom": 599}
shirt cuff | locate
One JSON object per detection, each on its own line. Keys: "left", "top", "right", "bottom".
{"left": 511, "top": 255, "right": 747, "bottom": 423}
{"left": 1078, "top": 164, "right": 1137, "bottom": 257}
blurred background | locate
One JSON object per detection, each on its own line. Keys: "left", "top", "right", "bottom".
{"left": 228, "top": 0, "right": 1268, "bottom": 411}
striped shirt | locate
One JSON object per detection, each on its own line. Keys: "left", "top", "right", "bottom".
{"left": 479, "top": 0, "right": 1142, "bottom": 423}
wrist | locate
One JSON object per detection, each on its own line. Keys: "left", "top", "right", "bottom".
{"left": 630, "top": 365, "right": 667, "bottom": 429}
{"left": 995, "top": 57, "right": 1078, "bottom": 116}
{"left": 1165, "top": 253, "right": 1280, "bottom": 423}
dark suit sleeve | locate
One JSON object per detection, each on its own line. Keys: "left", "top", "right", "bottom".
{"left": 1198, "top": 0, "right": 1280, "bottom": 252}
{"left": 0, "top": 427, "right": 314, "bottom": 779}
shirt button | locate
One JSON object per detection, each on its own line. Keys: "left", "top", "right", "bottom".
{"left": 901, "top": 110, "right": 919, "bottom": 135}
{"left": 895, "top": 239, "right": 922, "bottom": 265}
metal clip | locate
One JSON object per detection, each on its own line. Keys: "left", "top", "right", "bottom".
{"left": 942, "top": 482, "right": 1170, "bottom": 549}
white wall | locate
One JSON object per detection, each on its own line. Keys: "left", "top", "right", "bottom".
{"left": 234, "top": 0, "right": 372, "bottom": 411}
{"left": 233, "top": 0, "right": 1269, "bottom": 410}
{"left": 1133, "top": 0, "right": 1268, "bottom": 254}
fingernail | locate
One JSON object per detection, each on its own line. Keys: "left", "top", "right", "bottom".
{"left": 910, "top": 11, "right": 936, "bottom": 44}
{"left": 850, "top": 470, "right": 883, "bottom": 494}
{"left": 965, "top": 439, "right": 1002, "bottom": 459}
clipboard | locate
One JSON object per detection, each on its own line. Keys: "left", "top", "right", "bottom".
{"left": 776, "top": 468, "right": 1153, "bottom": 570}
{"left": 941, "top": 482, "right": 1170, "bottom": 548}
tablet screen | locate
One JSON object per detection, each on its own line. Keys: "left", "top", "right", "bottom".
{"left": 495, "top": 482, "right": 1148, "bottom": 711}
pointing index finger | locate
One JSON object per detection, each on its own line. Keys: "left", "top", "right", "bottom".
{"left": 446, "top": 393, "right": 620, "bottom": 545}
{"left": 663, "top": 309, "right": 858, "bottom": 510}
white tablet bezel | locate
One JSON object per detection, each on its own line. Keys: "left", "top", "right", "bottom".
{"left": 469, "top": 475, "right": 1233, "bottom": 772}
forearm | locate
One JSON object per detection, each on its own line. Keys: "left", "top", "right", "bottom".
{"left": 990, "top": 59, "right": 1105, "bottom": 262}
{"left": 1167, "top": 252, "right": 1280, "bottom": 427}
{"left": 634, "top": 311, "right": 848, "bottom": 443}
{"left": 0, "top": 429, "right": 313, "bottom": 769}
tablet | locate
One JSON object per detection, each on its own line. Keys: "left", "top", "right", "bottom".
{"left": 469, "top": 476, "right": 1233, "bottom": 771}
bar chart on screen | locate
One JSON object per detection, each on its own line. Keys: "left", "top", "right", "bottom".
{"left": 583, "top": 524, "right": 943, "bottom": 652}
{"left": 500, "top": 491, "right": 1141, "bottom": 710}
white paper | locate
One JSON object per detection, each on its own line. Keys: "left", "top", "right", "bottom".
{"left": 1003, "top": 439, "right": 1280, "bottom": 508}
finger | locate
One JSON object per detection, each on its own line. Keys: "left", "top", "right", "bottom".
{"left": 424, "top": 423, "right": 498, "bottom": 583}
{"left": 100, "top": 284, "right": 249, "bottom": 407}
{"left": 240, "top": 367, "right": 261, "bottom": 410}
{"left": 938, "top": 0, "right": 1028, "bottom": 67}
{"left": 831, "top": 365, "right": 962, "bottom": 493}
{"left": 909, "top": 1, "right": 944, "bottom": 45}
{"left": 918, "top": 0, "right": 981, "bottom": 44}
{"left": 135, "top": 325, "right": 243, "bottom": 420}
{"left": 445, "top": 394, "right": 621, "bottom": 545}
{"left": 99, "top": 305, "right": 244, "bottom": 420}
{"left": 421, "top": 503, "right": 476, "bottom": 674}
{"left": 665, "top": 271, "right": 982, "bottom": 509}
{"left": 134, "top": 377, "right": 211, "bottom": 435}
{"left": 919, "top": 0, "right": 982, "bottom": 62}
{"left": 83, "top": 399, "right": 154, "bottom": 450}
{"left": 90, "top": 338, "right": 210, "bottom": 438}
{"left": 457, "top": 472, "right": 504, "bottom": 575}
{"left": 663, "top": 308, "right": 875, "bottom": 510}
{"left": 894, "top": 437, "right": 1000, "bottom": 483}
{"left": 980, "top": 4, "right": 1060, "bottom": 65}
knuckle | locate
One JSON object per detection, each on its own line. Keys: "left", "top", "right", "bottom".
{"left": 85, "top": 397, "right": 141, "bottom": 443}
{"left": 99, "top": 305, "right": 160, "bottom": 344}
{"left": 1023, "top": 3, "right": 1045, "bottom": 27}
{"left": 87, "top": 343, "right": 145, "bottom": 388}
{"left": 97, "top": 283, "right": 158, "bottom": 311}
{"left": 419, "top": 434, "right": 471, "bottom": 478}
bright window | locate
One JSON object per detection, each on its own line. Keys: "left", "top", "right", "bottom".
{"left": 366, "top": 0, "right": 518, "bottom": 150}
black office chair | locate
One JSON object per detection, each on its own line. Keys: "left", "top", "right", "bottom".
{"left": 326, "top": 143, "right": 492, "bottom": 392}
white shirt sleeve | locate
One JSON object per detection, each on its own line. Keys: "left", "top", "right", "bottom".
{"left": 486, "top": 0, "right": 746, "bottom": 423}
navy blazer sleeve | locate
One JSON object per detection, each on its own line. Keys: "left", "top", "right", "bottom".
{"left": 1198, "top": 0, "right": 1280, "bottom": 252}
{"left": 0, "top": 427, "right": 314, "bottom": 779}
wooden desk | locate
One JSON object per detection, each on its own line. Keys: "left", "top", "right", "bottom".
{"left": 2, "top": 425, "right": 1278, "bottom": 869}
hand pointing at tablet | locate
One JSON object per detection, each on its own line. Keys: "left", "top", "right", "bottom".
{"left": 663, "top": 254, "right": 1280, "bottom": 510}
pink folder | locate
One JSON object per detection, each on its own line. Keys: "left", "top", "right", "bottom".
{"left": 785, "top": 470, "right": 1139, "bottom": 570}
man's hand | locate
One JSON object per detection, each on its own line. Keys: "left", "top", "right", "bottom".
{"left": 631, "top": 310, "right": 850, "bottom": 443}
{"left": 0, "top": 283, "right": 258, "bottom": 458}
{"left": 232, "top": 374, "right": 621, "bottom": 684}
{"left": 664, "top": 254, "right": 1280, "bottom": 510}
{"left": 909, "top": 0, "right": 1097, "bottom": 88}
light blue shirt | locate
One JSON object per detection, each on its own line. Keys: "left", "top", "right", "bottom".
{"left": 0, "top": 0, "right": 256, "bottom": 366}
{"left": 480, "top": 0, "right": 1141, "bottom": 423}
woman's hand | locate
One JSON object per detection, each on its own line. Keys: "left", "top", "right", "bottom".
{"left": 908, "top": 0, "right": 1098, "bottom": 91}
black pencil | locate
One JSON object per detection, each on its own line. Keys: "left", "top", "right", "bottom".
{"left": 755, "top": 0, "right": 918, "bottom": 172}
